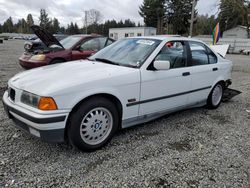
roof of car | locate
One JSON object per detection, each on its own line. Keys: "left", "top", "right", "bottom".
{"left": 131, "top": 35, "right": 203, "bottom": 42}
{"left": 71, "top": 34, "right": 102, "bottom": 37}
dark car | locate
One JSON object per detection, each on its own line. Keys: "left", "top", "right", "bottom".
{"left": 24, "top": 34, "right": 67, "bottom": 53}
{"left": 19, "top": 25, "right": 114, "bottom": 69}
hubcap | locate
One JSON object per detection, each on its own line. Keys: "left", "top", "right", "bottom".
{"left": 80, "top": 107, "right": 113, "bottom": 145}
{"left": 212, "top": 84, "right": 223, "bottom": 106}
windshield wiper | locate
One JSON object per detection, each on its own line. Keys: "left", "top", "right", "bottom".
{"left": 95, "top": 58, "right": 120, "bottom": 66}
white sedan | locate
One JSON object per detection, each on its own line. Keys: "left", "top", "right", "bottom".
{"left": 2, "top": 36, "right": 233, "bottom": 151}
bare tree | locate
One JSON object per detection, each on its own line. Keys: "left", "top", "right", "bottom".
{"left": 84, "top": 9, "right": 103, "bottom": 34}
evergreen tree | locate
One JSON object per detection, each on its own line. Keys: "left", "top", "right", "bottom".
{"left": 74, "top": 23, "right": 80, "bottom": 34}
{"left": 52, "top": 18, "right": 60, "bottom": 34}
{"left": 219, "top": 0, "right": 250, "bottom": 37}
{"left": 139, "top": 0, "right": 165, "bottom": 34}
{"left": 165, "top": 0, "right": 194, "bottom": 35}
{"left": 27, "top": 14, "right": 34, "bottom": 33}
{"left": 3, "top": 17, "right": 14, "bottom": 33}
{"left": 39, "top": 9, "right": 51, "bottom": 30}
{"left": 193, "top": 14, "right": 217, "bottom": 35}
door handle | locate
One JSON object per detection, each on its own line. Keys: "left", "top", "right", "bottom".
{"left": 213, "top": 68, "right": 218, "bottom": 71}
{"left": 182, "top": 72, "right": 190, "bottom": 76}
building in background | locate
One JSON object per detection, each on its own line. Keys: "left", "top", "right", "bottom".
{"left": 109, "top": 27, "right": 156, "bottom": 40}
{"left": 223, "top": 25, "right": 248, "bottom": 39}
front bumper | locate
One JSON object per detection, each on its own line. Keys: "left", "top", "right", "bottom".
{"left": 19, "top": 54, "right": 49, "bottom": 69}
{"left": 2, "top": 91, "right": 68, "bottom": 143}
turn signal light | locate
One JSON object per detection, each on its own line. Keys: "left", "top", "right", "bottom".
{"left": 38, "top": 97, "right": 58, "bottom": 111}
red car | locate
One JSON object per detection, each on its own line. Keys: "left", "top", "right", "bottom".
{"left": 19, "top": 25, "right": 114, "bottom": 69}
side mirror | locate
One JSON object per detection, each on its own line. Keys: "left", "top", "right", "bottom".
{"left": 154, "top": 60, "right": 170, "bottom": 70}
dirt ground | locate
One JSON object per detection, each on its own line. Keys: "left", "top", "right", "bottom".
{"left": 0, "top": 40, "right": 249, "bottom": 187}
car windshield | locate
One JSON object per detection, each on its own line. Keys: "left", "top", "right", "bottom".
{"left": 60, "top": 36, "right": 82, "bottom": 49}
{"left": 89, "top": 38, "right": 161, "bottom": 68}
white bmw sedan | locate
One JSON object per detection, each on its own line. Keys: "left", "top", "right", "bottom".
{"left": 2, "top": 36, "right": 232, "bottom": 151}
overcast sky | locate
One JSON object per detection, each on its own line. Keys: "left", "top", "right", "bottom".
{"left": 0, "top": 0, "right": 220, "bottom": 27}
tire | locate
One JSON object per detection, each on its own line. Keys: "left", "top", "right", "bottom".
{"left": 207, "top": 82, "right": 224, "bottom": 109}
{"left": 50, "top": 59, "right": 65, "bottom": 64}
{"left": 67, "top": 97, "right": 119, "bottom": 151}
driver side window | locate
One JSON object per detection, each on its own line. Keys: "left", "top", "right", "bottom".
{"left": 155, "top": 41, "right": 187, "bottom": 69}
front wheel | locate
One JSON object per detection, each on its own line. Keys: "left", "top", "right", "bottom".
{"left": 207, "top": 83, "right": 224, "bottom": 109}
{"left": 67, "top": 97, "right": 119, "bottom": 151}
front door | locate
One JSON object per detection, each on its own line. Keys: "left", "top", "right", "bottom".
{"left": 139, "top": 41, "right": 192, "bottom": 115}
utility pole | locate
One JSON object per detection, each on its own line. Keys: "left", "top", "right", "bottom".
{"left": 189, "top": 0, "right": 197, "bottom": 37}
{"left": 84, "top": 10, "right": 88, "bottom": 34}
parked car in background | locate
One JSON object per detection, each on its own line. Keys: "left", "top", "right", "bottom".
{"left": 242, "top": 49, "right": 250, "bottom": 55}
{"left": 24, "top": 34, "right": 67, "bottom": 53}
{"left": 19, "top": 25, "right": 114, "bottom": 69}
{"left": 3, "top": 36, "right": 233, "bottom": 151}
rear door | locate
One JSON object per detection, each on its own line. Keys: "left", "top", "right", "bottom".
{"left": 187, "top": 41, "right": 220, "bottom": 105}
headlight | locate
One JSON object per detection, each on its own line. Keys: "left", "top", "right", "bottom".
{"left": 21, "top": 91, "right": 58, "bottom": 111}
{"left": 21, "top": 91, "right": 40, "bottom": 108}
{"left": 24, "top": 42, "right": 32, "bottom": 50}
{"left": 30, "top": 54, "right": 46, "bottom": 61}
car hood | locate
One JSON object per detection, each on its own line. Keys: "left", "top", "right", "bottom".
{"left": 31, "top": 25, "right": 64, "bottom": 49}
{"left": 9, "top": 60, "right": 139, "bottom": 96}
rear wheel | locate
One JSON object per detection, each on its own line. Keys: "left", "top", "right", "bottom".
{"left": 207, "top": 82, "right": 224, "bottom": 109}
{"left": 67, "top": 97, "right": 119, "bottom": 151}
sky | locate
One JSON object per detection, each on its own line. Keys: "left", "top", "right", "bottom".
{"left": 0, "top": 0, "right": 220, "bottom": 27}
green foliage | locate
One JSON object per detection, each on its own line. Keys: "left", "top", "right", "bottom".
{"left": 219, "top": 0, "right": 250, "bottom": 37}
{"left": 2, "top": 17, "right": 14, "bottom": 33}
{"left": 139, "top": 0, "right": 196, "bottom": 35}
{"left": 139, "top": 0, "right": 165, "bottom": 33}
{"left": 27, "top": 14, "right": 34, "bottom": 33}
{"left": 51, "top": 18, "right": 60, "bottom": 34}
{"left": 39, "top": 9, "right": 51, "bottom": 31}
{"left": 85, "top": 19, "right": 136, "bottom": 36}
{"left": 66, "top": 22, "right": 80, "bottom": 35}
{"left": 0, "top": 9, "right": 136, "bottom": 36}
{"left": 165, "top": 0, "right": 194, "bottom": 35}
{"left": 194, "top": 15, "right": 217, "bottom": 35}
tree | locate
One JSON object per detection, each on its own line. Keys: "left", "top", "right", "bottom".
{"left": 165, "top": 0, "right": 195, "bottom": 35}
{"left": 39, "top": 9, "right": 51, "bottom": 30}
{"left": 87, "top": 9, "right": 103, "bottom": 24}
{"left": 26, "top": 14, "right": 34, "bottom": 33}
{"left": 3, "top": 17, "right": 14, "bottom": 33}
{"left": 52, "top": 18, "right": 60, "bottom": 33}
{"left": 74, "top": 23, "right": 80, "bottom": 34}
{"left": 124, "top": 19, "right": 136, "bottom": 27}
{"left": 66, "top": 22, "right": 80, "bottom": 34}
{"left": 15, "top": 19, "right": 26, "bottom": 33}
{"left": 193, "top": 14, "right": 217, "bottom": 35}
{"left": 84, "top": 9, "right": 103, "bottom": 34}
{"left": 219, "top": 0, "right": 250, "bottom": 38}
{"left": 139, "top": 0, "right": 165, "bottom": 34}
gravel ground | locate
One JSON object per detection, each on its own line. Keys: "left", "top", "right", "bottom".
{"left": 0, "top": 40, "right": 249, "bottom": 188}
